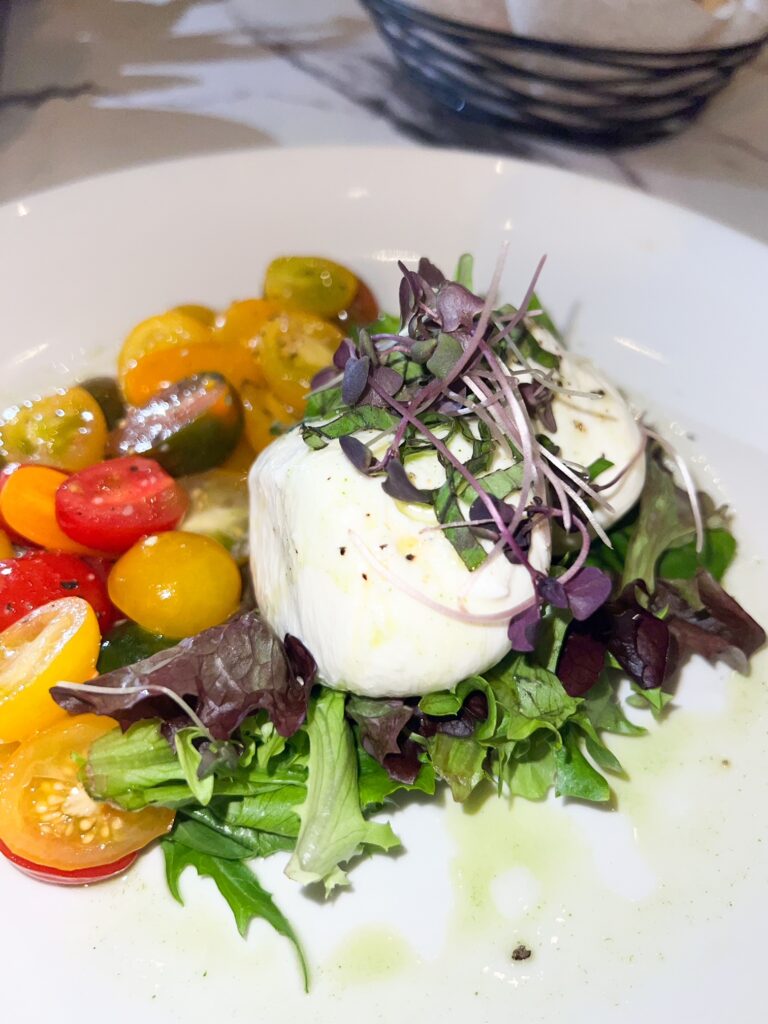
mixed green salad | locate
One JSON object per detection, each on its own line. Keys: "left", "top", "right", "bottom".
{"left": 46, "top": 255, "right": 764, "bottom": 987}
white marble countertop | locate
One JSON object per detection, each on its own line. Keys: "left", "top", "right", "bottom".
{"left": 1, "top": 0, "right": 767, "bottom": 242}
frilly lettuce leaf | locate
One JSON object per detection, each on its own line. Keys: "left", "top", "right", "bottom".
{"left": 285, "top": 689, "right": 399, "bottom": 894}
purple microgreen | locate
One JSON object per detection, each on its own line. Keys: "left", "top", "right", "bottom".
{"left": 417, "top": 257, "right": 446, "bottom": 289}
{"left": 381, "top": 460, "right": 433, "bottom": 505}
{"left": 508, "top": 602, "right": 542, "bottom": 653}
{"left": 368, "top": 376, "right": 535, "bottom": 574}
{"left": 426, "top": 333, "right": 464, "bottom": 379}
{"left": 310, "top": 366, "right": 339, "bottom": 391}
{"left": 357, "top": 328, "right": 378, "bottom": 367}
{"left": 339, "top": 434, "right": 373, "bottom": 474}
{"left": 333, "top": 338, "right": 355, "bottom": 370}
{"left": 435, "top": 283, "right": 485, "bottom": 333}
{"left": 372, "top": 365, "right": 404, "bottom": 396}
{"left": 520, "top": 381, "right": 557, "bottom": 433}
{"left": 538, "top": 575, "right": 569, "bottom": 609}
{"left": 342, "top": 354, "right": 371, "bottom": 407}
{"left": 564, "top": 566, "right": 612, "bottom": 621}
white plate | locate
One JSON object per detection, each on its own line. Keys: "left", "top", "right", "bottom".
{"left": 1, "top": 147, "right": 766, "bottom": 1024}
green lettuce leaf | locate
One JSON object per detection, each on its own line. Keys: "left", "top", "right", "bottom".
{"left": 426, "top": 733, "right": 487, "bottom": 802}
{"left": 162, "top": 840, "right": 308, "bottom": 988}
{"left": 554, "top": 727, "right": 611, "bottom": 802}
{"left": 172, "top": 807, "right": 294, "bottom": 860}
{"left": 285, "top": 690, "right": 400, "bottom": 894}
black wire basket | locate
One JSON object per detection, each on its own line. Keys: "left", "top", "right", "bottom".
{"left": 362, "top": 0, "right": 768, "bottom": 148}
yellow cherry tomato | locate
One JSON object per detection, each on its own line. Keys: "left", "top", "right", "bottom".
{"left": 108, "top": 531, "right": 242, "bottom": 638}
{"left": 0, "top": 466, "right": 100, "bottom": 555}
{"left": 0, "top": 597, "right": 100, "bottom": 745}
{"left": 240, "top": 380, "right": 298, "bottom": 454}
{"left": 0, "top": 530, "right": 13, "bottom": 559}
{"left": 259, "top": 311, "right": 342, "bottom": 412}
{"left": 118, "top": 310, "right": 211, "bottom": 403}
{"left": 263, "top": 257, "right": 358, "bottom": 319}
{"left": 0, "top": 387, "right": 108, "bottom": 472}
{"left": 214, "top": 298, "right": 283, "bottom": 350}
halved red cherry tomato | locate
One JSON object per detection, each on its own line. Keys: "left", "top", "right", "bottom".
{"left": 0, "top": 551, "right": 118, "bottom": 633}
{"left": 0, "top": 836, "right": 137, "bottom": 886}
{"left": 0, "top": 715, "right": 174, "bottom": 872}
{"left": 55, "top": 457, "right": 189, "bottom": 555}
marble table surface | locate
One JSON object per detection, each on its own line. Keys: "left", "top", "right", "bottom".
{"left": 1, "top": 0, "right": 767, "bottom": 242}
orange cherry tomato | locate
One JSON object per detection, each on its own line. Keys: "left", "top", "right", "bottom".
{"left": 0, "top": 597, "right": 100, "bottom": 745}
{"left": 259, "top": 311, "right": 342, "bottom": 412}
{"left": 0, "top": 466, "right": 99, "bottom": 555}
{"left": 118, "top": 310, "right": 211, "bottom": 402}
{"left": 214, "top": 299, "right": 283, "bottom": 350}
{"left": 240, "top": 380, "right": 298, "bottom": 454}
{"left": 122, "top": 341, "right": 263, "bottom": 407}
{"left": 0, "top": 714, "right": 174, "bottom": 872}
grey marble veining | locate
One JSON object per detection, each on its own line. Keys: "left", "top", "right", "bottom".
{"left": 0, "top": 0, "right": 766, "bottom": 240}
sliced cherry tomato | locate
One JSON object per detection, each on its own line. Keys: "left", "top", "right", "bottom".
{"left": 339, "top": 277, "right": 379, "bottom": 327}
{"left": 240, "top": 379, "right": 298, "bottom": 454}
{"left": 0, "top": 836, "right": 137, "bottom": 885}
{"left": 109, "top": 373, "right": 244, "bottom": 477}
{"left": 108, "top": 531, "right": 241, "bottom": 638}
{"left": 118, "top": 310, "right": 211, "bottom": 402}
{"left": 0, "top": 597, "right": 100, "bottom": 744}
{"left": 0, "top": 387, "right": 108, "bottom": 472}
{"left": 55, "top": 456, "right": 188, "bottom": 554}
{"left": 79, "top": 377, "right": 126, "bottom": 431}
{"left": 0, "top": 714, "right": 174, "bottom": 872}
{"left": 264, "top": 257, "right": 358, "bottom": 318}
{"left": 122, "top": 341, "right": 263, "bottom": 407}
{"left": 0, "top": 551, "right": 117, "bottom": 633}
{"left": 259, "top": 311, "right": 342, "bottom": 412}
{"left": 0, "top": 466, "right": 100, "bottom": 555}
{"left": 214, "top": 298, "right": 282, "bottom": 350}
{"left": 172, "top": 304, "right": 217, "bottom": 328}
{"left": 0, "top": 464, "right": 26, "bottom": 544}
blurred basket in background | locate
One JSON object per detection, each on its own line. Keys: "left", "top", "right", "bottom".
{"left": 362, "top": 0, "right": 768, "bottom": 147}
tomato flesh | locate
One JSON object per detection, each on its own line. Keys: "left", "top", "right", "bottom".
{"left": 0, "top": 598, "right": 101, "bottom": 745}
{"left": 0, "top": 715, "right": 174, "bottom": 872}
{"left": 0, "top": 551, "right": 118, "bottom": 633}
{"left": 0, "top": 836, "right": 137, "bottom": 885}
{"left": 56, "top": 456, "right": 189, "bottom": 554}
